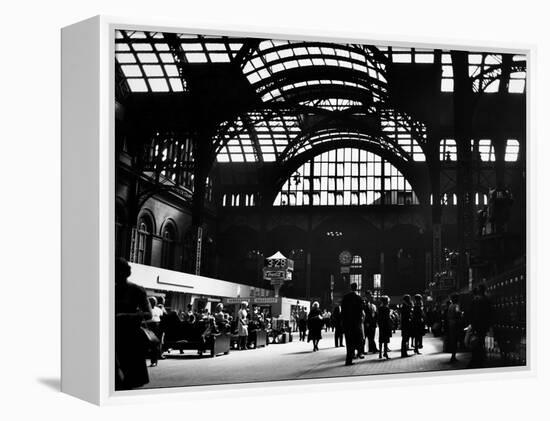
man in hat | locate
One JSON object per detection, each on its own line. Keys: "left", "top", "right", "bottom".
{"left": 341, "top": 282, "right": 365, "bottom": 366}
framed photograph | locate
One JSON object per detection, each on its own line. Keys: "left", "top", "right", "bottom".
{"left": 61, "top": 15, "right": 530, "bottom": 405}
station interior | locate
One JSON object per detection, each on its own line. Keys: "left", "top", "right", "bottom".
{"left": 114, "top": 29, "right": 527, "bottom": 386}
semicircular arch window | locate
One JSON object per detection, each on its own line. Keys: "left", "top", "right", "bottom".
{"left": 273, "top": 147, "right": 419, "bottom": 207}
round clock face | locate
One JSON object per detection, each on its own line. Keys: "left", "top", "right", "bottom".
{"left": 339, "top": 250, "right": 352, "bottom": 265}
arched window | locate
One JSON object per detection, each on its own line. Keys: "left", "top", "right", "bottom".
{"left": 161, "top": 222, "right": 176, "bottom": 269}
{"left": 135, "top": 216, "right": 153, "bottom": 264}
{"left": 274, "top": 148, "right": 419, "bottom": 206}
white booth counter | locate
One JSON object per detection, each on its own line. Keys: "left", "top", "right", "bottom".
{"left": 223, "top": 296, "right": 310, "bottom": 320}
{"left": 128, "top": 263, "right": 272, "bottom": 311}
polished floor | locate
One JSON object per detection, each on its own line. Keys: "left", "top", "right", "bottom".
{"left": 141, "top": 331, "right": 471, "bottom": 389}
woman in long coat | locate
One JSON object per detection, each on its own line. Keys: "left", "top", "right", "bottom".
{"left": 237, "top": 301, "right": 249, "bottom": 350}
{"left": 307, "top": 301, "right": 323, "bottom": 352}
{"left": 377, "top": 296, "right": 392, "bottom": 359}
{"left": 447, "top": 294, "right": 462, "bottom": 363}
{"left": 411, "top": 294, "right": 426, "bottom": 354}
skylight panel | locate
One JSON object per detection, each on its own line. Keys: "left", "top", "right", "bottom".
{"left": 186, "top": 52, "right": 208, "bottom": 63}
{"left": 259, "top": 40, "right": 275, "bottom": 51}
{"left": 265, "top": 52, "right": 279, "bottom": 63}
{"left": 509, "top": 79, "right": 525, "bottom": 93}
{"left": 307, "top": 46, "right": 322, "bottom": 55}
{"left": 469, "top": 54, "right": 483, "bottom": 64}
{"left": 251, "top": 57, "right": 264, "bottom": 69}
{"left": 216, "top": 154, "right": 230, "bottom": 162}
{"left": 231, "top": 154, "right": 245, "bottom": 162}
{"left": 509, "top": 71, "right": 526, "bottom": 93}
{"left": 159, "top": 53, "right": 175, "bottom": 63}
{"left": 350, "top": 52, "right": 364, "bottom": 62}
{"left": 143, "top": 65, "right": 164, "bottom": 77}
{"left": 210, "top": 53, "right": 231, "bottom": 63}
{"left": 127, "top": 79, "right": 148, "bottom": 92}
{"left": 484, "top": 80, "right": 500, "bottom": 93}
{"left": 116, "top": 54, "right": 136, "bottom": 64}
{"left": 415, "top": 53, "right": 434, "bottom": 63}
{"left": 137, "top": 53, "right": 158, "bottom": 63}
{"left": 155, "top": 43, "right": 170, "bottom": 51}
{"left": 229, "top": 43, "right": 244, "bottom": 51}
{"left": 149, "top": 79, "right": 170, "bottom": 92}
{"left": 127, "top": 31, "right": 147, "bottom": 39}
{"left": 169, "top": 78, "right": 184, "bottom": 91}
{"left": 121, "top": 65, "right": 142, "bottom": 77}
{"left": 392, "top": 53, "right": 412, "bottom": 63}
{"left": 132, "top": 43, "right": 154, "bottom": 51}
{"left": 278, "top": 49, "right": 294, "bottom": 59}
{"left": 271, "top": 63, "right": 285, "bottom": 73}
{"left": 164, "top": 65, "right": 179, "bottom": 77}
{"left": 116, "top": 44, "right": 131, "bottom": 51}
{"left": 204, "top": 43, "right": 227, "bottom": 51}
{"left": 181, "top": 43, "right": 204, "bottom": 51}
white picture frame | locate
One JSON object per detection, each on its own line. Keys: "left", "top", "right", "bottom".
{"left": 61, "top": 15, "right": 534, "bottom": 406}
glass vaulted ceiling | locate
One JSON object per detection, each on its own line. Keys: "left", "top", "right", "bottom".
{"left": 115, "top": 30, "right": 246, "bottom": 92}
{"left": 115, "top": 31, "right": 526, "bottom": 164}
{"left": 215, "top": 112, "right": 302, "bottom": 163}
{"left": 242, "top": 40, "right": 389, "bottom": 105}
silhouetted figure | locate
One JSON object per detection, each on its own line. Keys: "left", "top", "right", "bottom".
{"left": 378, "top": 296, "right": 392, "bottom": 359}
{"left": 400, "top": 295, "right": 412, "bottom": 357}
{"left": 341, "top": 282, "right": 365, "bottom": 366}
{"left": 115, "top": 258, "right": 152, "bottom": 390}
{"left": 298, "top": 307, "right": 308, "bottom": 341}
{"left": 307, "top": 302, "right": 323, "bottom": 351}
{"left": 411, "top": 294, "right": 425, "bottom": 354}
{"left": 447, "top": 294, "right": 462, "bottom": 363}
{"left": 332, "top": 304, "right": 344, "bottom": 347}
{"left": 363, "top": 290, "right": 379, "bottom": 354}
{"left": 478, "top": 206, "right": 488, "bottom": 236}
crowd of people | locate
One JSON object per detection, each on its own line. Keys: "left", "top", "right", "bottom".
{"left": 290, "top": 282, "right": 492, "bottom": 368}
{"left": 115, "top": 257, "right": 493, "bottom": 390}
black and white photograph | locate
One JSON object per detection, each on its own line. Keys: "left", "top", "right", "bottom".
{"left": 114, "top": 28, "right": 527, "bottom": 391}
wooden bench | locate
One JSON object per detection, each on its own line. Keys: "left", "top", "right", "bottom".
{"left": 161, "top": 312, "right": 231, "bottom": 358}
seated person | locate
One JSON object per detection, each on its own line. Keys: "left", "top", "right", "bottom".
{"left": 214, "top": 303, "right": 230, "bottom": 332}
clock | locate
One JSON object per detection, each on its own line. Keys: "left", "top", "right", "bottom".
{"left": 338, "top": 250, "right": 352, "bottom": 265}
